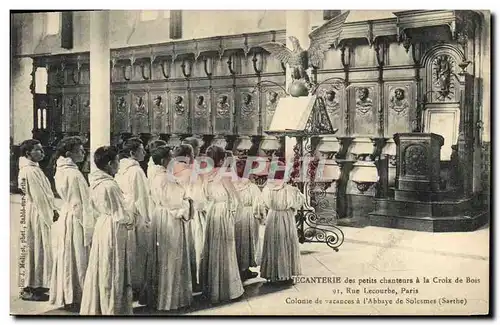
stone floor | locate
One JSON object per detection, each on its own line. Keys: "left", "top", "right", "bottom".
{"left": 9, "top": 195, "right": 490, "bottom": 316}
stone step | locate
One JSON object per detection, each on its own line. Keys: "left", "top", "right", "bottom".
{"left": 369, "top": 210, "right": 488, "bottom": 232}
{"left": 373, "top": 198, "right": 474, "bottom": 218}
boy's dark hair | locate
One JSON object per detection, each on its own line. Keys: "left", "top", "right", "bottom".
{"left": 151, "top": 146, "right": 172, "bottom": 166}
{"left": 120, "top": 137, "right": 143, "bottom": 158}
{"left": 206, "top": 145, "right": 226, "bottom": 167}
{"left": 56, "top": 136, "right": 84, "bottom": 158}
{"left": 182, "top": 137, "right": 200, "bottom": 149}
{"left": 94, "top": 146, "right": 119, "bottom": 171}
{"left": 20, "top": 139, "right": 41, "bottom": 157}
{"left": 147, "top": 139, "right": 167, "bottom": 153}
{"left": 174, "top": 144, "right": 194, "bottom": 159}
{"left": 50, "top": 136, "right": 85, "bottom": 174}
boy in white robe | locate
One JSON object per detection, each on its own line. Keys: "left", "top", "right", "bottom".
{"left": 17, "top": 139, "right": 58, "bottom": 301}
{"left": 146, "top": 139, "right": 167, "bottom": 189}
{"left": 50, "top": 136, "right": 93, "bottom": 308}
{"left": 181, "top": 138, "right": 205, "bottom": 292}
{"left": 257, "top": 164, "right": 306, "bottom": 285}
{"left": 173, "top": 143, "right": 200, "bottom": 292}
{"left": 114, "top": 137, "right": 152, "bottom": 304}
{"left": 80, "top": 146, "right": 135, "bottom": 315}
{"left": 150, "top": 145, "right": 194, "bottom": 311}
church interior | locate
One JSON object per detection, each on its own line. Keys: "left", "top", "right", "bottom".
{"left": 10, "top": 10, "right": 491, "bottom": 235}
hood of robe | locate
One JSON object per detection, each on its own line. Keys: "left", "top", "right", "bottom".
{"left": 117, "top": 158, "right": 140, "bottom": 175}
{"left": 89, "top": 169, "right": 114, "bottom": 190}
{"left": 18, "top": 156, "right": 39, "bottom": 169}
{"left": 56, "top": 156, "right": 79, "bottom": 170}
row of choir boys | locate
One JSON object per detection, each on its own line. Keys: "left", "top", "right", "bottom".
{"left": 16, "top": 135, "right": 306, "bottom": 315}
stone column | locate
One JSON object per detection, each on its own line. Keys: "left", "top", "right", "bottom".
{"left": 89, "top": 10, "right": 110, "bottom": 172}
{"left": 284, "top": 11, "right": 310, "bottom": 165}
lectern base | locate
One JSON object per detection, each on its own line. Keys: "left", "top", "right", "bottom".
{"left": 369, "top": 196, "right": 489, "bottom": 232}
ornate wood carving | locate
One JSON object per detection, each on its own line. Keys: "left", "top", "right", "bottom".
{"left": 238, "top": 91, "right": 258, "bottom": 135}
{"left": 113, "top": 93, "right": 130, "bottom": 134}
{"left": 351, "top": 84, "right": 378, "bottom": 136}
{"left": 150, "top": 92, "right": 168, "bottom": 134}
{"left": 213, "top": 91, "right": 233, "bottom": 134}
{"left": 132, "top": 92, "right": 150, "bottom": 134}
{"left": 63, "top": 95, "right": 79, "bottom": 132}
{"left": 80, "top": 94, "right": 90, "bottom": 133}
{"left": 262, "top": 87, "right": 286, "bottom": 132}
{"left": 171, "top": 92, "right": 189, "bottom": 134}
{"left": 192, "top": 91, "right": 210, "bottom": 134}
{"left": 403, "top": 144, "right": 428, "bottom": 176}
{"left": 316, "top": 82, "right": 345, "bottom": 135}
{"left": 432, "top": 54, "right": 456, "bottom": 101}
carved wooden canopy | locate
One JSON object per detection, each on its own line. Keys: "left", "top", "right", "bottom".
{"left": 29, "top": 10, "right": 480, "bottom": 69}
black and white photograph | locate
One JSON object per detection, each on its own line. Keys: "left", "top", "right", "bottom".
{"left": 7, "top": 7, "right": 492, "bottom": 316}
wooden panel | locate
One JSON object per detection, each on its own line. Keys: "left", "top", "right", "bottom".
{"left": 350, "top": 83, "right": 379, "bottom": 136}
{"left": 384, "top": 81, "right": 415, "bottom": 137}
{"left": 170, "top": 90, "right": 189, "bottom": 134}
{"left": 79, "top": 93, "right": 90, "bottom": 133}
{"left": 191, "top": 89, "right": 211, "bottom": 135}
{"left": 261, "top": 86, "right": 286, "bottom": 133}
{"left": 131, "top": 91, "right": 150, "bottom": 134}
{"left": 423, "top": 103, "right": 460, "bottom": 161}
{"left": 316, "top": 82, "right": 346, "bottom": 136}
{"left": 236, "top": 88, "right": 259, "bottom": 135}
{"left": 112, "top": 92, "right": 131, "bottom": 134}
{"left": 352, "top": 44, "right": 377, "bottom": 68}
{"left": 62, "top": 94, "right": 79, "bottom": 132}
{"left": 149, "top": 91, "right": 168, "bottom": 134}
{"left": 212, "top": 88, "right": 234, "bottom": 134}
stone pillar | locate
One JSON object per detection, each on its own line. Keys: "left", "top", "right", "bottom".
{"left": 284, "top": 11, "right": 310, "bottom": 164}
{"left": 89, "top": 10, "right": 110, "bottom": 172}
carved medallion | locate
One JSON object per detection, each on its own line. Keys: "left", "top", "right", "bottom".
{"left": 355, "top": 87, "right": 373, "bottom": 115}
{"left": 195, "top": 95, "right": 209, "bottom": 117}
{"left": 432, "top": 54, "right": 456, "bottom": 101}
{"left": 403, "top": 145, "right": 428, "bottom": 176}
{"left": 216, "top": 95, "right": 230, "bottom": 117}
{"left": 266, "top": 91, "right": 279, "bottom": 113}
{"left": 174, "top": 95, "right": 185, "bottom": 116}
{"left": 389, "top": 87, "right": 409, "bottom": 114}
{"left": 319, "top": 87, "right": 340, "bottom": 114}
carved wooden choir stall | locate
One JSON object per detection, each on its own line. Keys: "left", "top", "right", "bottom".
{"left": 26, "top": 10, "right": 487, "bottom": 235}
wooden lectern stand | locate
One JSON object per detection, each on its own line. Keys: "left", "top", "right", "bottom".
{"left": 369, "top": 132, "right": 487, "bottom": 232}
{"left": 394, "top": 133, "right": 444, "bottom": 201}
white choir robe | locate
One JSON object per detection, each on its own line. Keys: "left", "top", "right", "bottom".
{"left": 147, "top": 157, "right": 162, "bottom": 190}
{"left": 199, "top": 171, "right": 244, "bottom": 303}
{"left": 181, "top": 162, "right": 206, "bottom": 287}
{"left": 257, "top": 181, "right": 306, "bottom": 282}
{"left": 50, "top": 157, "right": 94, "bottom": 306}
{"left": 80, "top": 170, "right": 134, "bottom": 315}
{"left": 233, "top": 179, "right": 263, "bottom": 272}
{"left": 115, "top": 158, "right": 153, "bottom": 303}
{"left": 147, "top": 157, "right": 162, "bottom": 233}
{"left": 150, "top": 165, "right": 193, "bottom": 311}
{"left": 18, "top": 156, "right": 56, "bottom": 289}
